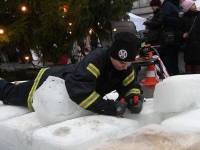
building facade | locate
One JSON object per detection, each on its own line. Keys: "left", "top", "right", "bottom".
{"left": 131, "top": 0, "right": 153, "bottom": 18}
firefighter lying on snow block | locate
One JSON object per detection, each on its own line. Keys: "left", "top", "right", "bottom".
{"left": 0, "top": 32, "right": 143, "bottom": 118}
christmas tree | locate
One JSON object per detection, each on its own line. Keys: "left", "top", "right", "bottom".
{"left": 0, "top": 0, "right": 135, "bottom": 63}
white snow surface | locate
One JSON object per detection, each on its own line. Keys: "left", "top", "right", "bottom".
{"left": 1, "top": 75, "right": 200, "bottom": 149}
{"left": 154, "top": 74, "right": 200, "bottom": 112}
{"left": 33, "top": 76, "right": 93, "bottom": 126}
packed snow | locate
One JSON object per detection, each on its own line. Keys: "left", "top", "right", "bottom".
{"left": 154, "top": 74, "right": 200, "bottom": 112}
{"left": 0, "top": 74, "right": 200, "bottom": 149}
{"left": 33, "top": 76, "right": 93, "bottom": 126}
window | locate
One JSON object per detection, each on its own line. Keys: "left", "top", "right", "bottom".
{"left": 133, "top": 0, "right": 149, "bottom": 8}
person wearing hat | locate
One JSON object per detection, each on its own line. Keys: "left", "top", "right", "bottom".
{"left": 180, "top": 0, "right": 200, "bottom": 74}
{"left": 161, "top": 0, "right": 182, "bottom": 76}
{"left": 181, "top": 0, "right": 196, "bottom": 13}
{"left": 0, "top": 32, "right": 143, "bottom": 117}
{"left": 143, "top": 0, "right": 162, "bottom": 46}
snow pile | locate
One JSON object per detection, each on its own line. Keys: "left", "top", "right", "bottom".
{"left": 0, "top": 105, "right": 29, "bottom": 122}
{"left": 162, "top": 108, "right": 200, "bottom": 133}
{"left": 1, "top": 75, "right": 200, "bottom": 149}
{"left": 90, "top": 124, "right": 200, "bottom": 150}
{"left": 123, "top": 98, "right": 175, "bottom": 127}
{"left": 153, "top": 74, "right": 200, "bottom": 112}
{"left": 0, "top": 113, "right": 42, "bottom": 150}
{"left": 31, "top": 115, "right": 139, "bottom": 150}
{"left": 33, "top": 76, "right": 93, "bottom": 126}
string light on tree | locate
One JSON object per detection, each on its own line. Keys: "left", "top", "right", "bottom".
{"left": 24, "top": 56, "right": 29, "bottom": 63}
{"left": 21, "top": 5, "right": 27, "bottom": 12}
{"left": 53, "top": 44, "right": 58, "bottom": 48}
{"left": 0, "top": 28, "right": 4, "bottom": 34}
{"left": 67, "top": 27, "right": 72, "bottom": 34}
{"left": 89, "top": 29, "right": 92, "bottom": 35}
{"left": 63, "top": 7, "right": 67, "bottom": 13}
{"left": 89, "top": 28, "right": 98, "bottom": 37}
{"left": 113, "top": 28, "right": 117, "bottom": 32}
{"left": 59, "top": 5, "right": 69, "bottom": 13}
{"left": 67, "top": 23, "right": 73, "bottom": 34}
{"left": 97, "top": 22, "right": 103, "bottom": 29}
{"left": 0, "top": 0, "right": 135, "bottom": 64}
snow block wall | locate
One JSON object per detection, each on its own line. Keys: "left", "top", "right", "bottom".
{"left": 0, "top": 103, "right": 29, "bottom": 122}
{"left": 30, "top": 116, "right": 139, "bottom": 150}
{"left": 1, "top": 75, "right": 200, "bottom": 149}
{"left": 90, "top": 124, "right": 200, "bottom": 150}
{"left": 154, "top": 75, "right": 200, "bottom": 112}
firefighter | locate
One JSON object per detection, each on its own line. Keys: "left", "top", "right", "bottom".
{"left": 0, "top": 32, "right": 143, "bottom": 117}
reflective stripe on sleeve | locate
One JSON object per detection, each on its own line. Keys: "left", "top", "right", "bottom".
{"left": 27, "top": 68, "right": 48, "bottom": 112}
{"left": 86, "top": 63, "right": 100, "bottom": 78}
{"left": 79, "top": 91, "right": 100, "bottom": 109}
{"left": 125, "top": 88, "right": 141, "bottom": 97}
{"left": 123, "top": 71, "right": 134, "bottom": 86}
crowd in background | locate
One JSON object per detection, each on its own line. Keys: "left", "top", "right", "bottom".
{"left": 144, "top": 0, "right": 200, "bottom": 75}
{"left": 74, "top": 0, "right": 200, "bottom": 77}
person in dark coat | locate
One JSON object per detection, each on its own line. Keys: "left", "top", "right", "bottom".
{"left": 0, "top": 32, "right": 143, "bottom": 117}
{"left": 180, "top": 0, "right": 200, "bottom": 74}
{"left": 161, "top": 0, "right": 182, "bottom": 76}
{"left": 143, "top": 0, "right": 162, "bottom": 46}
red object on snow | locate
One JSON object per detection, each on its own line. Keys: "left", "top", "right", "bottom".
{"left": 58, "top": 55, "right": 68, "bottom": 65}
{"left": 133, "top": 95, "right": 139, "bottom": 104}
{"left": 120, "top": 98, "right": 125, "bottom": 102}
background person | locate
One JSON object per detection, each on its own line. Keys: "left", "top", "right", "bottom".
{"left": 180, "top": 0, "right": 200, "bottom": 74}
{"left": 161, "top": 0, "right": 182, "bottom": 76}
{"left": 143, "top": 0, "right": 162, "bottom": 46}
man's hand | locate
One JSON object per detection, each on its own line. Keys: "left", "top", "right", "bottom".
{"left": 115, "top": 98, "right": 128, "bottom": 117}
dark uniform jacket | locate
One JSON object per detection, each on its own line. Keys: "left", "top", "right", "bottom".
{"left": 30, "top": 48, "right": 141, "bottom": 116}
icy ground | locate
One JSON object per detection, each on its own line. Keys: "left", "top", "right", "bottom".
{"left": 1, "top": 74, "right": 200, "bottom": 150}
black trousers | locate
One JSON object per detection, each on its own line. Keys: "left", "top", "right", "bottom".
{"left": 0, "top": 80, "right": 34, "bottom": 106}
{"left": 162, "top": 45, "right": 179, "bottom": 76}
{"left": 0, "top": 66, "right": 70, "bottom": 107}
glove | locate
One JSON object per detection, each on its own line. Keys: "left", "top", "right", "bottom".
{"left": 125, "top": 94, "right": 144, "bottom": 114}
{"left": 115, "top": 98, "right": 128, "bottom": 117}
